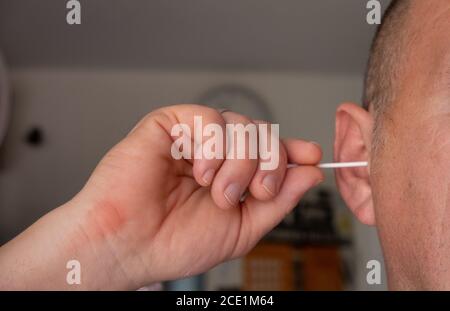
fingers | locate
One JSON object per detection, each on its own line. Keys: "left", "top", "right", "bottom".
{"left": 248, "top": 121, "right": 288, "bottom": 201}
{"left": 138, "top": 105, "right": 324, "bottom": 214}
{"left": 165, "top": 106, "right": 227, "bottom": 188}
{"left": 134, "top": 105, "right": 227, "bottom": 187}
{"left": 244, "top": 141, "right": 323, "bottom": 236}
{"left": 208, "top": 116, "right": 322, "bottom": 209}
{"left": 210, "top": 112, "right": 259, "bottom": 209}
{"left": 230, "top": 140, "right": 323, "bottom": 255}
{"left": 233, "top": 165, "right": 324, "bottom": 256}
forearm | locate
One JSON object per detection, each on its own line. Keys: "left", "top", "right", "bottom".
{"left": 0, "top": 199, "right": 138, "bottom": 290}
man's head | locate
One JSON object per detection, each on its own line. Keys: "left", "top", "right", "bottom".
{"left": 334, "top": 0, "right": 450, "bottom": 289}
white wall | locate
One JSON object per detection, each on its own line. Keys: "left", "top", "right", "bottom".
{"left": 0, "top": 69, "right": 386, "bottom": 289}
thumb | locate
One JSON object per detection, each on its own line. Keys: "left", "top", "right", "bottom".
{"left": 234, "top": 139, "right": 324, "bottom": 256}
{"left": 237, "top": 166, "right": 323, "bottom": 255}
{"left": 273, "top": 165, "right": 324, "bottom": 214}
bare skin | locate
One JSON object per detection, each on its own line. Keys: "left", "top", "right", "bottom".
{"left": 0, "top": 105, "right": 323, "bottom": 290}
{"left": 334, "top": 0, "right": 450, "bottom": 290}
{"left": 3, "top": 1, "right": 450, "bottom": 291}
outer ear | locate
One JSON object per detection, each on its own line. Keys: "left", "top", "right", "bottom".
{"left": 334, "top": 102, "right": 375, "bottom": 225}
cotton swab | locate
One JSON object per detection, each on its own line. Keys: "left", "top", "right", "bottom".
{"left": 287, "top": 161, "right": 368, "bottom": 169}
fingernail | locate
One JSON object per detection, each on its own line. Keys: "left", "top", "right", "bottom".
{"left": 262, "top": 174, "right": 277, "bottom": 196}
{"left": 224, "top": 183, "right": 242, "bottom": 207}
{"left": 310, "top": 141, "right": 321, "bottom": 147}
{"left": 202, "top": 169, "right": 215, "bottom": 185}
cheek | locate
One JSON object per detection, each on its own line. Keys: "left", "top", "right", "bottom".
{"left": 406, "top": 130, "right": 450, "bottom": 283}
{"left": 372, "top": 124, "right": 450, "bottom": 281}
{"left": 400, "top": 127, "right": 450, "bottom": 236}
{"left": 383, "top": 119, "right": 450, "bottom": 219}
{"left": 414, "top": 121, "right": 450, "bottom": 215}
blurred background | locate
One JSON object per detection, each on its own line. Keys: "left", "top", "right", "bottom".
{"left": 0, "top": 0, "right": 390, "bottom": 290}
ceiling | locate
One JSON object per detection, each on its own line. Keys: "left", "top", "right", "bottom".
{"left": 0, "top": 0, "right": 390, "bottom": 74}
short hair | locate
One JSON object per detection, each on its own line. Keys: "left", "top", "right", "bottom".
{"left": 363, "top": 0, "right": 411, "bottom": 144}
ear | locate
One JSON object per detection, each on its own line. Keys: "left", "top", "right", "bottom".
{"left": 334, "top": 102, "right": 375, "bottom": 225}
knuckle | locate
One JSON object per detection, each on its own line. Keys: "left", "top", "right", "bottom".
{"left": 223, "top": 111, "right": 253, "bottom": 125}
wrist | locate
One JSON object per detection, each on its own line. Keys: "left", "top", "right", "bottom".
{"left": 0, "top": 197, "right": 144, "bottom": 290}
{"left": 64, "top": 196, "right": 147, "bottom": 290}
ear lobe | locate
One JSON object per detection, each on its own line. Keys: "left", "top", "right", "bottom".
{"left": 334, "top": 102, "right": 375, "bottom": 226}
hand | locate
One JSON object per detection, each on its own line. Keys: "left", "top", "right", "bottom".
{"left": 77, "top": 104, "right": 323, "bottom": 286}
{"left": 0, "top": 104, "right": 323, "bottom": 290}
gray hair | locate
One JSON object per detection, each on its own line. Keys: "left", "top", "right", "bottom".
{"left": 363, "top": 0, "right": 411, "bottom": 150}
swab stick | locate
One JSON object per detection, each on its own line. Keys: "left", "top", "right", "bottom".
{"left": 287, "top": 161, "right": 368, "bottom": 169}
